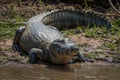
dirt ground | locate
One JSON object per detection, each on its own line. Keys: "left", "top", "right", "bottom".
{"left": 0, "top": 39, "right": 29, "bottom": 64}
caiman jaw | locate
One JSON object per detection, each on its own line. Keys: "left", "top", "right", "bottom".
{"left": 54, "top": 50, "right": 78, "bottom": 57}
{"left": 52, "top": 46, "right": 79, "bottom": 56}
{"left": 52, "top": 48, "right": 79, "bottom": 64}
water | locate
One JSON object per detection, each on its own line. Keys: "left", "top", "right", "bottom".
{"left": 0, "top": 63, "right": 120, "bottom": 80}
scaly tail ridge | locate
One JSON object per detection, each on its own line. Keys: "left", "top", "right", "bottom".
{"left": 29, "top": 9, "right": 111, "bottom": 29}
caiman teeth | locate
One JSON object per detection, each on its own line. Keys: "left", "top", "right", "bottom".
{"left": 57, "top": 50, "right": 63, "bottom": 55}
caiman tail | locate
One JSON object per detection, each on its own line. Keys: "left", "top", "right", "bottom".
{"left": 29, "top": 9, "right": 111, "bottom": 29}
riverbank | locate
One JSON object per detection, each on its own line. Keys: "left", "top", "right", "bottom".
{"left": 0, "top": 1, "right": 120, "bottom": 65}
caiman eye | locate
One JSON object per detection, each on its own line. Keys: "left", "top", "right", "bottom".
{"left": 52, "top": 46, "right": 56, "bottom": 49}
{"left": 61, "top": 39, "right": 65, "bottom": 42}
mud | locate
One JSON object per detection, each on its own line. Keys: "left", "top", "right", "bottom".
{"left": 0, "top": 35, "right": 118, "bottom": 65}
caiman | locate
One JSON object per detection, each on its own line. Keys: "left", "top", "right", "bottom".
{"left": 12, "top": 9, "right": 111, "bottom": 64}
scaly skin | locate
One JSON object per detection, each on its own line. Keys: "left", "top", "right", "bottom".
{"left": 19, "top": 22, "right": 64, "bottom": 52}
{"left": 13, "top": 22, "right": 81, "bottom": 64}
{"left": 29, "top": 9, "right": 111, "bottom": 29}
{"left": 12, "top": 9, "right": 111, "bottom": 64}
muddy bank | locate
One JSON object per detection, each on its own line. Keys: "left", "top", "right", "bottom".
{"left": 0, "top": 37, "right": 119, "bottom": 65}
{"left": 0, "top": 39, "right": 29, "bottom": 64}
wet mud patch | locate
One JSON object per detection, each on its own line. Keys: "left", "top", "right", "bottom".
{"left": 68, "top": 34, "right": 102, "bottom": 48}
{"left": 0, "top": 39, "right": 29, "bottom": 65}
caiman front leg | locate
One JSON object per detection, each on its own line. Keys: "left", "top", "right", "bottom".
{"left": 77, "top": 51, "right": 95, "bottom": 63}
{"left": 77, "top": 51, "right": 86, "bottom": 62}
{"left": 69, "top": 51, "right": 86, "bottom": 64}
{"left": 12, "top": 26, "right": 26, "bottom": 51}
{"left": 29, "top": 48, "right": 44, "bottom": 64}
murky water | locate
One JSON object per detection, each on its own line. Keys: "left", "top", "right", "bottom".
{"left": 0, "top": 63, "right": 120, "bottom": 80}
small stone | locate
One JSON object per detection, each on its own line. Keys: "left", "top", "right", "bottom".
{"left": 105, "top": 57, "right": 113, "bottom": 62}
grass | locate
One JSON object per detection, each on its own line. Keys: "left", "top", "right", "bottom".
{"left": 45, "top": 5, "right": 53, "bottom": 11}
{"left": 0, "top": 22, "right": 17, "bottom": 40}
{"left": 62, "top": 23, "right": 119, "bottom": 39}
{"left": 84, "top": 0, "right": 88, "bottom": 8}
{"left": 39, "top": 0, "right": 44, "bottom": 5}
{"left": 0, "top": 16, "right": 27, "bottom": 40}
{"left": 0, "top": 4, "right": 28, "bottom": 40}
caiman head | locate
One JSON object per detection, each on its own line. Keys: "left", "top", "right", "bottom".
{"left": 49, "top": 38, "right": 79, "bottom": 64}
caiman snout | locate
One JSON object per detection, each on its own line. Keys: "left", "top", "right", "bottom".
{"left": 70, "top": 46, "right": 79, "bottom": 51}
{"left": 67, "top": 45, "right": 79, "bottom": 56}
